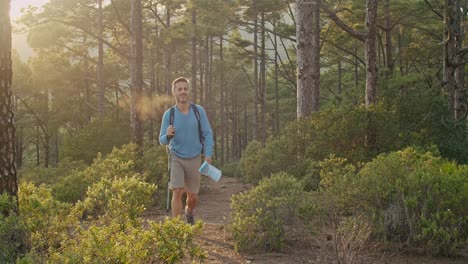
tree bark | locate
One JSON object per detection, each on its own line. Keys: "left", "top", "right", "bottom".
{"left": 260, "top": 11, "right": 266, "bottom": 144}
{"left": 253, "top": 5, "right": 258, "bottom": 139}
{"left": 384, "top": 0, "right": 393, "bottom": 75}
{"left": 191, "top": 5, "right": 197, "bottom": 103}
{"left": 220, "top": 35, "right": 225, "bottom": 165}
{"left": 444, "top": 0, "right": 467, "bottom": 120}
{"left": 0, "top": 0, "right": 18, "bottom": 211}
{"left": 165, "top": 5, "right": 172, "bottom": 95}
{"left": 296, "top": 0, "right": 320, "bottom": 118}
{"left": 97, "top": 0, "right": 105, "bottom": 116}
{"left": 130, "top": 0, "right": 144, "bottom": 148}
{"left": 365, "top": 0, "right": 378, "bottom": 108}
{"left": 274, "top": 21, "right": 279, "bottom": 134}
{"left": 322, "top": 0, "right": 378, "bottom": 108}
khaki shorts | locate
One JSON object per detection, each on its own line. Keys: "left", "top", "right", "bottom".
{"left": 170, "top": 154, "right": 202, "bottom": 194}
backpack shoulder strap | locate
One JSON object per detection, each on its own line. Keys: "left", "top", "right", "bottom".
{"left": 190, "top": 103, "right": 201, "bottom": 121}
{"left": 169, "top": 106, "right": 175, "bottom": 125}
{"left": 190, "top": 104, "right": 204, "bottom": 153}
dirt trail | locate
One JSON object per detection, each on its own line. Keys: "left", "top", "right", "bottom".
{"left": 145, "top": 175, "right": 467, "bottom": 264}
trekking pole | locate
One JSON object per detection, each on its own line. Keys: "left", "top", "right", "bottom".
{"left": 166, "top": 152, "right": 171, "bottom": 214}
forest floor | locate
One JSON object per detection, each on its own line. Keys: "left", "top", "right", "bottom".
{"left": 144, "top": 175, "right": 467, "bottom": 264}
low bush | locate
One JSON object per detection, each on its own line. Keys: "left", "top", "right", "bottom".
{"left": 319, "top": 147, "right": 468, "bottom": 256}
{"left": 0, "top": 194, "right": 30, "bottom": 263}
{"left": 49, "top": 217, "right": 206, "bottom": 264}
{"left": 240, "top": 104, "right": 402, "bottom": 185}
{"left": 50, "top": 144, "right": 142, "bottom": 203}
{"left": 230, "top": 172, "right": 303, "bottom": 252}
{"left": 61, "top": 116, "right": 131, "bottom": 163}
{"left": 73, "top": 174, "right": 156, "bottom": 225}
{"left": 221, "top": 161, "right": 242, "bottom": 178}
{"left": 18, "top": 158, "right": 86, "bottom": 186}
{"left": 18, "top": 182, "right": 76, "bottom": 256}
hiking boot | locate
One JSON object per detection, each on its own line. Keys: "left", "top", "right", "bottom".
{"left": 185, "top": 207, "right": 195, "bottom": 225}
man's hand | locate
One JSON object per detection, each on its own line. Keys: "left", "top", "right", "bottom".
{"left": 205, "top": 157, "right": 213, "bottom": 164}
{"left": 167, "top": 125, "right": 175, "bottom": 139}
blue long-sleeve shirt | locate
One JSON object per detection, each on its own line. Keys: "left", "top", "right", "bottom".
{"left": 159, "top": 104, "right": 213, "bottom": 159}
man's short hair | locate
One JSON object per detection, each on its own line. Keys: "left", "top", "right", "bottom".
{"left": 172, "top": 77, "right": 190, "bottom": 93}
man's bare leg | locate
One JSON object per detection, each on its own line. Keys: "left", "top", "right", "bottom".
{"left": 171, "top": 188, "right": 185, "bottom": 217}
{"left": 185, "top": 191, "right": 198, "bottom": 214}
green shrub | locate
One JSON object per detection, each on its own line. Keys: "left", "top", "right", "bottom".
{"left": 151, "top": 217, "right": 206, "bottom": 263}
{"left": 230, "top": 172, "right": 303, "bottom": 252}
{"left": 420, "top": 210, "right": 468, "bottom": 256}
{"left": 240, "top": 105, "right": 402, "bottom": 185}
{"left": 0, "top": 213, "right": 30, "bottom": 263}
{"left": 49, "top": 217, "right": 205, "bottom": 264}
{"left": 138, "top": 145, "right": 168, "bottom": 185}
{"left": 51, "top": 171, "right": 93, "bottom": 203}
{"left": 0, "top": 194, "right": 30, "bottom": 263}
{"left": 50, "top": 144, "right": 142, "bottom": 203}
{"left": 61, "top": 116, "right": 131, "bottom": 163}
{"left": 240, "top": 140, "right": 265, "bottom": 184}
{"left": 18, "top": 182, "right": 76, "bottom": 255}
{"left": 323, "top": 147, "right": 468, "bottom": 256}
{"left": 221, "top": 161, "right": 242, "bottom": 178}
{"left": 73, "top": 174, "right": 157, "bottom": 225}
{"left": 319, "top": 156, "right": 359, "bottom": 212}
{"left": 18, "top": 158, "right": 86, "bottom": 186}
{"left": 138, "top": 145, "right": 169, "bottom": 207}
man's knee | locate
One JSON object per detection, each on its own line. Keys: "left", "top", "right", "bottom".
{"left": 172, "top": 188, "right": 185, "bottom": 198}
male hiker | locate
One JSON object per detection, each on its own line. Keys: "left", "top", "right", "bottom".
{"left": 159, "top": 77, "right": 214, "bottom": 225}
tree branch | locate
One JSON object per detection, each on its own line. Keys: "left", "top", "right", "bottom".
{"left": 423, "top": 0, "right": 443, "bottom": 19}
{"left": 45, "top": 18, "right": 128, "bottom": 59}
{"left": 111, "top": 0, "right": 131, "bottom": 35}
{"left": 144, "top": 3, "right": 168, "bottom": 28}
{"left": 457, "top": 47, "right": 468, "bottom": 57}
{"left": 320, "top": 1, "right": 366, "bottom": 42}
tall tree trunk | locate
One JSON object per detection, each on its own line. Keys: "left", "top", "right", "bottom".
{"left": 354, "top": 39, "right": 359, "bottom": 98}
{"left": 204, "top": 36, "right": 210, "bottom": 109}
{"left": 44, "top": 135, "right": 50, "bottom": 168}
{"left": 97, "top": 0, "right": 105, "bottom": 116}
{"left": 130, "top": 0, "right": 144, "bottom": 148}
{"left": 296, "top": 0, "right": 317, "bottom": 118}
{"left": 16, "top": 126, "right": 22, "bottom": 169}
{"left": 365, "top": 0, "right": 378, "bottom": 108}
{"left": 384, "top": 0, "right": 393, "bottom": 75}
{"left": 232, "top": 85, "right": 238, "bottom": 159}
{"left": 0, "top": 0, "right": 18, "bottom": 211}
{"left": 260, "top": 11, "right": 266, "bottom": 144}
{"left": 311, "top": 0, "right": 320, "bottom": 112}
{"left": 36, "top": 125, "right": 40, "bottom": 166}
{"left": 148, "top": 21, "right": 157, "bottom": 146}
{"left": 191, "top": 5, "right": 197, "bottom": 103}
{"left": 199, "top": 42, "right": 204, "bottom": 106}
{"left": 322, "top": 0, "right": 377, "bottom": 108}
{"left": 398, "top": 25, "right": 404, "bottom": 76}
{"left": 444, "top": 0, "right": 467, "bottom": 120}
{"left": 243, "top": 104, "right": 248, "bottom": 150}
{"left": 212, "top": 37, "right": 217, "bottom": 161}
{"left": 115, "top": 82, "right": 120, "bottom": 120}
{"left": 43, "top": 90, "right": 50, "bottom": 168}
{"left": 165, "top": 5, "right": 172, "bottom": 95}
{"left": 274, "top": 21, "right": 279, "bottom": 134}
{"left": 220, "top": 35, "right": 225, "bottom": 165}
{"left": 54, "top": 128, "right": 59, "bottom": 165}
{"left": 253, "top": 4, "right": 258, "bottom": 139}
{"left": 84, "top": 56, "right": 92, "bottom": 121}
